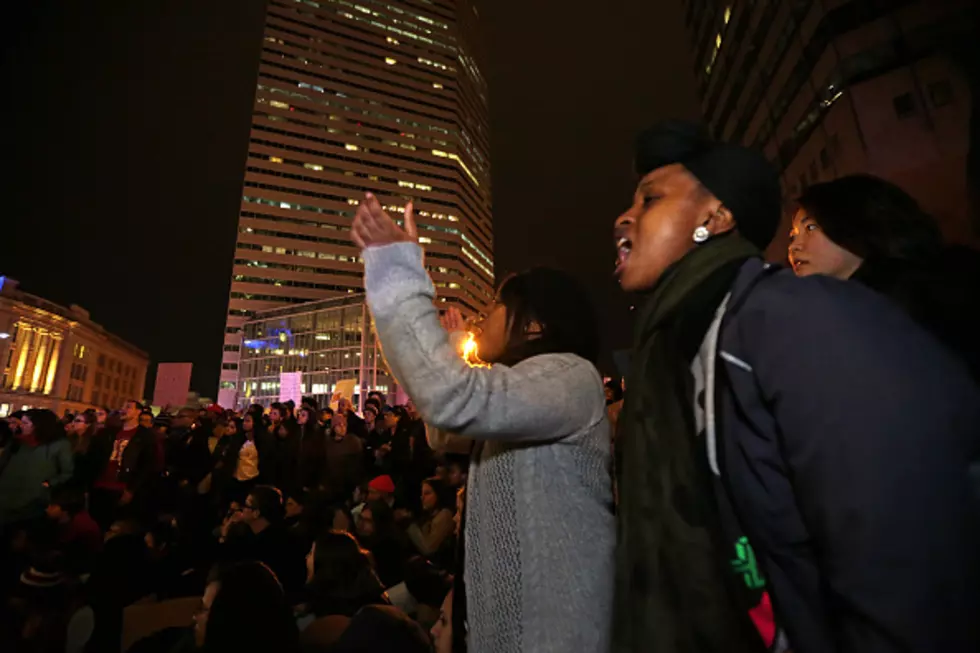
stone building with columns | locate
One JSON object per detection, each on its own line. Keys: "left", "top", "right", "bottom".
{"left": 0, "top": 277, "right": 148, "bottom": 417}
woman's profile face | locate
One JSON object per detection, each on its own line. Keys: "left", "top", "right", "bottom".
{"left": 474, "top": 302, "right": 508, "bottom": 363}
{"left": 788, "top": 209, "right": 863, "bottom": 279}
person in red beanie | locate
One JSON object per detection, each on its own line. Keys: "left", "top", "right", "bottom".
{"left": 367, "top": 475, "right": 395, "bottom": 508}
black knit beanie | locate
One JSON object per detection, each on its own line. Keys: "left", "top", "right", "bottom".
{"left": 634, "top": 120, "right": 782, "bottom": 250}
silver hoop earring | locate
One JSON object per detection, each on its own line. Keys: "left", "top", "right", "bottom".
{"left": 693, "top": 226, "right": 711, "bottom": 244}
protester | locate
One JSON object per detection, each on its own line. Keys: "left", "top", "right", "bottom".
{"left": 612, "top": 120, "right": 980, "bottom": 653}
{"left": 221, "top": 484, "right": 307, "bottom": 597}
{"left": 0, "top": 408, "right": 74, "bottom": 525}
{"left": 296, "top": 404, "right": 327, "bottom": 492}
{"left": 90, "top": 400, "right": 161, "bottom": 527}
{"left": 355, "top": 499, "right": 408, "bottom": 589}
{"left": 324, "top": 413, "right": 363, "bottom": 502}
{"left": 194, "top": 561, "right": 300, "bottom": 653}
{"left": 269, "top": 402, "right": 299, "bottom": 491}
{"left": 405, "top": 477, "right": 455, "bottom": 566}
{"left": 305, "top": 530, "right": 389, "bottom": 618}
{"left": 65, "top": 411, "right": 100, "bottom": 489}
{"left": 353, "top": 193, "right": 615, "bottom": 653}
{"left": 365, "top": 474, "right": 396, "bottom": 507}
{"left": 45, "top": 484, "right": 102, "bottom": 575}
{"left": 139, "top": 410, "right": 154, "bottom": 430}
{"left": 789, "top": 174, "right": 980, "bottom": 379}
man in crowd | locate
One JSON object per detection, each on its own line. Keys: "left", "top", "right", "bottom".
{"left": 46, "top": 484, "right": 102, "bottom": 575}
{"left": 223, "top": 485, "right": 306, "bottom": 597}
{"left": 90, "top": 399, "right": 160, "bottom": 528}
{"left": 324, "top": 412, "right": 363, "bottom": 502}
{"left": 612, "top": 121, "right": 980, "bottom": 653}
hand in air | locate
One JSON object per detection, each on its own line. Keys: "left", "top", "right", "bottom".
{"left": 440, "top": 307, "right": 466, "bottom": 335}
{"left": 351, "top": 193, "right": 418, "bottom": 249}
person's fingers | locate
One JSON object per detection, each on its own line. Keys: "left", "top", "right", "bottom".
{"left": 404, "top": 201, "right": 417, "bottom": 241}
{"left": 351, "top": 223, "right": 367, "bottom": 249}
{"left": 364, "top": 192, "right": 387, "bottom": 222}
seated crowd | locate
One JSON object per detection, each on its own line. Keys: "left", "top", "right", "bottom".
{"left": 0, "top": 392, "right": 469, "bottom": 653}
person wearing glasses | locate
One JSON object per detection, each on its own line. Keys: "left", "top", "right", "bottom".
{"left": 220, "top": 485, "right": 307, "bottom": 598}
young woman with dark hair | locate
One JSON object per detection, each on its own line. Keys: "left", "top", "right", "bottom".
{"left": 355, "top": 499, "right": 409, "bottom": 589}
{"left": 406, "top": 477, "right": 455, "bottom": 568}
{"left": 352, "top": 194, "right": 614, "bottom": 653}
{"left": 0, "top": 409, "right": 73, "bottom": 525}
{"left": 66, "top": 410, "right": 102, "bottom": 489}
{"left": 306, "top": 530, "right": 389, "bottom": 617}
{"left": 790, "top": 174, "right": 980, "bottom": 379}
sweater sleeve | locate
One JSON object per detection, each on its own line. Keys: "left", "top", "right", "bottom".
{"left": 364, "top": 242, "right": 604, "bottom": 441}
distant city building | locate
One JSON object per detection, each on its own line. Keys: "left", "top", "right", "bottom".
{"left": 682, "top": 0, "right": 977, "bottom": 254}
{"left": 219, "top": 0, "right": 493, "bottom": 405}
{"left": 237, "top": 293, "right": 393, "bottom": 410}
{"left": 0, "top": 277, "right": 148, "bottom": 416}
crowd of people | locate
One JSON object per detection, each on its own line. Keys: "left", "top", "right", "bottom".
{"left": 0, "top": 393, "right": 469, "bottom": 652}
{"left": 2, "top": 119, "right": 979, "bottom": 653}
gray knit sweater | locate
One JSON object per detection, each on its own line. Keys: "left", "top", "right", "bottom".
{"left": 365, "top": 242, "right": 615, "bottom": 653}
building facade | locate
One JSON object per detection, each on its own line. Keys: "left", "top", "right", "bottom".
{"left": 238, "top": 294, "right": 393, "bottom": 410}
{"left": 683, "top": 0, "right": 978, "bottom": 256}
{"left": 0, "top": 277, "right": 148, "bottom": 417}
{"left": 220, "top": 0, "right": 494, "bottom": 405}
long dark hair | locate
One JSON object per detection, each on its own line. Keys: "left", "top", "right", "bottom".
{"left": 421, "top": 477, "right": 455, "bottom": 514}
{"left": 309, "top": 530, "right": 386, "bottom": 616}
{"left": 25, "top": 409, "right": 65, "bottom": 446}
{"left": 493, "top": 268, "right": 600, "bottom": 367}
{"left": 204, "top": 561, "right": 300, "bottom": 653}
{"left": 70, "top": 411, "right": 98, "bottom": 453}
{"left": 797, "top": 174, "right": 942, "bottom": 263}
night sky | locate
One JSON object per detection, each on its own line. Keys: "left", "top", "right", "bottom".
{"left": 1, "top": 0, "right": 698, "bottom": 398}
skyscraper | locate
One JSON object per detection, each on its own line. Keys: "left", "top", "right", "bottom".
{"left": 219, "top": 0, "right": 493, "bottom": 403}
{"left": 682, "top": 0, "right": 977, "bottom": 253}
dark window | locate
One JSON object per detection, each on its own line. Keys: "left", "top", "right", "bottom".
{"left": 224, "top": 345, "right": 241, "bottom": 352}
{"left": 928, "top": 80, "right": 953, "bottom": 108}
{"left": 893, "top": 92, "right": 916, "bottom": 119}
{"left": 222, "top": 363, "right": 239, "bottom": 371}
{"left": 820, "top": 147, "right": 830, "bottom": 169}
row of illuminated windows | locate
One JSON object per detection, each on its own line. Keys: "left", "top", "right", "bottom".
{"left": 250, "top": 118, "right": 492, "bottom": 222}
{"left": 264, "top": 29, "right": 455, "bottom": 87}
{"left": 263, "top": 42, "right": 452, "bottom": 102}
{"left": 260, "top": 86, "right": 463, "bottom": 163}
{"left": 237, "top": 251, "right": 476, "bottom": 287}
{"left": 239, "top": 212, "right": 493, "bottom": 291}
{"left": 260, "top": 81, "right": 451, "bottom": 150}
{"left": 260, "top": 73, "right": 454, "bottom": 137}
{"left": 245, "top": 160, "right": 482, "bottom": 226}
{"left": 287, "top": 0, "right": 455, "bottom": 51}
{"left": 261, "top": 57, "right": 461, "bottom": 138}
{"left": 259, "top": 32, "right": 490, "bottom": 165}
{"left": 241, "top": 181, "right": 492, "bottom": 262}
{"left": 248, "top": 127, "right": 492, "bottom": 240}
{"left": 255, "top": 109, "right": 488, "bottom": 202}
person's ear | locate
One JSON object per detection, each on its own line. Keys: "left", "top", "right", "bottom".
{"left": 704, "top": 204, "right": 736, "bottom": 236}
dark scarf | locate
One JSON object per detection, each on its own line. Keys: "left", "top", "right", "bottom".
{"left": 613, "top": 234, "right": 767, "bottom": 653}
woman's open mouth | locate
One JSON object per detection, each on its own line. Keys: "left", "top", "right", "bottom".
{"left": 615, "top": 236, "right": 632, "bottom": 276}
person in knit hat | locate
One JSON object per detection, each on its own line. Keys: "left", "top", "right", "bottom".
{"left": 612, "top": 120, "right": 980, "bottom": 653}
{"left": 366, "top": 475, "right": 396, "bottom": 507}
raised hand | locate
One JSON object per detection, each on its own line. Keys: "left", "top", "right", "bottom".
{"left": 351, "top": 192, "right": 418, "bottom": 249}
{"left": 440, "top": 307, "right": 466, "bottom": 335}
